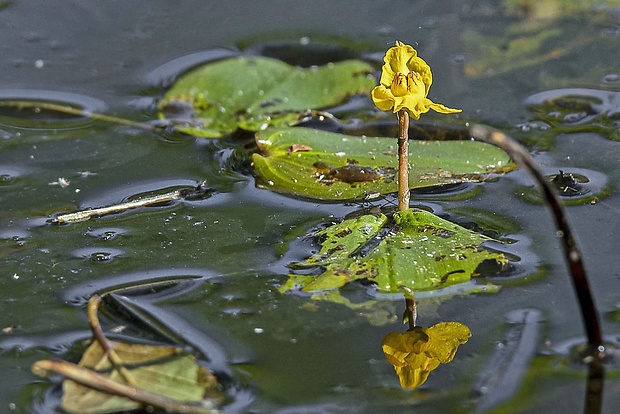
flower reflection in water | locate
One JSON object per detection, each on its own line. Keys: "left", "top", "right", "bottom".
{"left": 382, "top": 296, "right": 471, "bottom": 389}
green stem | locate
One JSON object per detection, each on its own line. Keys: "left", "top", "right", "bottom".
{"left": 398, "top": 110, "right": 410, "bottom": 211}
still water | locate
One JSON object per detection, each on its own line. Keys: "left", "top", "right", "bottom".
{"left": 1, "top": 1, "right": 620, "bottom": 412}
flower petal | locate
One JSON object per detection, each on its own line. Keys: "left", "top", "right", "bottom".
{"left": 371, "top": 86, "right": 395, "bottom": 111}
{"left": 382, "top": 332, "right": 409, "bottom": 367}
{"left": 372, "top": 41, "right": 460, "bottom": 119}
{"left": 380, "top": 41, "right": 416, "bottom": 86}
{"left": 395, "top": 364, "right": 431, "bottom": 389}
{"left": 426, "top": 99, "right": 462, "bottom": 115}
{"left": 394, "top": 95, "right": 431, "bottom": 120}
{"left": 425, "top": 322, "right": 471, "bottom": 363}
{"left": 407, "top": 56, "right": 433, "bottom": 97}
{"left": 379, "top": 62, "right": 396, "bottom": 88}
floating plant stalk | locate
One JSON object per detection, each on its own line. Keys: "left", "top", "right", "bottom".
{"left": 52, "top": 181, "right": 211, "bottom": 224}
{"left": 0, "top": 100, "right": 158, "bottom": 131}
{"left": 88, "top": 295, "right": 137, "bottom": 387}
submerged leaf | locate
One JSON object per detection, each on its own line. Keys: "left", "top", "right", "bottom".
{"left": 58, "top": 339, "right": 219, "bottom": 413}
{"left": 158, "top": 56, "right": 375, "bottom": 137}
{"left": 283, "top": 209, "right": 507, "bottom": 294}
{"left": 253, "top": 128, "right": 514, "bottom": 200}
{"left": 32, "top": 295, "right": 221, "bottom": 414}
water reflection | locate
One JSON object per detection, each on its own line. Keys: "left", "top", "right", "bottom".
{"left": 382, "top": 295, "right": 470, "bottom": 389}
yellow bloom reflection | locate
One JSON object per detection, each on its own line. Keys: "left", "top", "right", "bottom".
{"left": 371, "top": 41, "right": 461, "bottom": 120}
{"left": 382, "top": 322, "right": 471, "bottom": 389}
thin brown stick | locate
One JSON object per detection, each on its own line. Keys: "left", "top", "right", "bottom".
{"left": 470, "top": 124, "right": 603, "bottom": 352}
{"left": 398, "top": 110, "right": 410, "bottom": 211}
{"left": 88, "top": 296, "right": 137, "bottom": 387}
{"left": 53, "top": 190, "right": 185, "bottom": 224}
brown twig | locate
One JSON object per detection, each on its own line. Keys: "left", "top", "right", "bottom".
{"left": 53, "top": 190, "right": 185, "bottom": 224}
{"left": 397, "top": 110, "right": 410, "bottom": 211}
{"left": 88, "top": 295, "right": 137, "bottom": 387}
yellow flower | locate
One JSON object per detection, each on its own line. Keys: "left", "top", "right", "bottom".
{"left": 372, "top": 41, "right": 461, "bottom": 120}
{"left": 382, "top": 322, "right": 471, "bottom": 389}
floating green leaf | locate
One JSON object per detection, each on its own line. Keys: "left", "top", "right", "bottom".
{"left": 282, "top": 209, "right": 507, "bottom": 294}
{"left": 253, "top": 128, "right": 514, "bottom": 200}
{"left": 158, "top": 56, "right": 375, "bottom": 137}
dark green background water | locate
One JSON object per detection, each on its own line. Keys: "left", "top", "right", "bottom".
{"left": 1, "top": 1, "right": 620, "bottom": 412}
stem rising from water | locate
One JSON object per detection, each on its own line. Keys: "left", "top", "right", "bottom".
{"left": 397, "top": 110, "right": 410, "bottom": 211}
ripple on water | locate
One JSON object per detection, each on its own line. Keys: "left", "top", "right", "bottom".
{"left": 0, "top": 89, "right": 107, "bottom": 130}
{"left": 146, "top": 48, "right": 238, "bottom": 88}
{"left": 547, "top": 335, "right": 620, "bottom": 369}
{"left": 0, "top": 165, "right": 24, "bottom": 188}
{"left": 86, "top": 227, "right": 129, "bottom": 241}
{"left": 62, "top": 267, "right": 218, "bottom": 305}
{"left": 474, "top": 309, "right": 542, "bottom": 412}
{"left": 525, "top": 88, "right": 620, "bottom": 142}
{"left": 410, "top": 182, "right": 484, "bottom": 201}
{"left": 59, "top": 267, "right": 232, "bottom": 374}
{"left": 602, "top": 73, "right": 620, "bottom": 85}
{"left": 244, "top": 40, "right": 358, "bottom": 67}
{"left": 516, "top": 167, "right": 610, "bottom": 206}
{"left": 70, "top": 247, "right": 126, "bottom": 263}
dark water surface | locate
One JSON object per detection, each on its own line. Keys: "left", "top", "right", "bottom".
{"left": 1, "top": 1, "right": 620, "bottom": 413}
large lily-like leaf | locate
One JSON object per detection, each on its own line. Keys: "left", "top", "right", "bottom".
{"left": 282, "top": 209, "right": 507, "bottom": 294}
{"left": 253, "top": 128, "right": 514, "bottom": 200}
{"left": 158, "top": 56, "right": 375, "bottom": 137}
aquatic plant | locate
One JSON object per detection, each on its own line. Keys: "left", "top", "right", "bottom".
{"left": 371, "top": 41, "right": 461, "bottom": 210}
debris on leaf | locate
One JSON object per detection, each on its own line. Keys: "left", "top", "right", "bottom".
{"left": 287, "top": 144, "right": 313, "bottom": 154}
